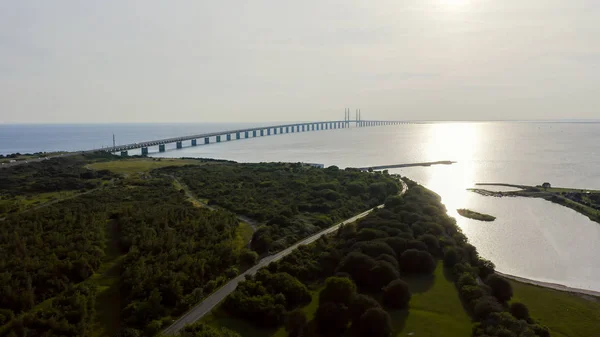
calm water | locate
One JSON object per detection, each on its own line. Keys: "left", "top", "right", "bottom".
{"left": 2, "top": 122, "right": 600, "bottom": 291}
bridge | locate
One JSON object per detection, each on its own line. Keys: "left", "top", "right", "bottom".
{"left": 100, "top": 110, "right": 409, "bottom": 156}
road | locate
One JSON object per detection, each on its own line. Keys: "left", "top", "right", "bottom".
{"left": 162, "top": 178, "right": 407, "bottom": 336}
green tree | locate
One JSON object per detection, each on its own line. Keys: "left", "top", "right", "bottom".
{"left": 485, "top": 274, "right": 513, "bottom": 303}
{"left": 510, "top": 302, "right": 530, "bottom": 321}
{"left": 443, "top": 247, "right": 460, "bottom": 268}
{"left": 316, "top": 302, "right": 349, "bottom": 336}
{"left": 240, "top": 249, "right": 259, "bottom": 266}
{"left": 382, "top": 279, "right": 411, "bottom": 309}
{"left": 349, "top": 294, "right": 380, "bottom": 327}
{"left": 285, "top": 309, "right": 307, "bottom": 337}
{"left": 369, "top": 261, "right": 400, "bottom": 291}
{"left": 358, "top": 308, "right": 392, "bottom": 337}
{"left": 319, "top": 277, "right": 357, "bottom": 306}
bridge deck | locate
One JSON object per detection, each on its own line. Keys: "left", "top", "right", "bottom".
{"left": 99, "top": 120, "right": 407, "bottom": 153}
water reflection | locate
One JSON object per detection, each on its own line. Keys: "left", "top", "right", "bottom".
{"left": 423, "top": 123, "right": 478, "bottom": 218}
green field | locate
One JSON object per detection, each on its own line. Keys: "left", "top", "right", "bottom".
{"left": 233, "top": 222, "right": 255, "bottom": 251}
{"left": 390, "top": 263, "right": 472, "bottom": 337}
{"left": 509, "top": 280, "right": 600, "bottom": 337}
{"left": 88, "top": 158, "right": 206, "bottom": 174}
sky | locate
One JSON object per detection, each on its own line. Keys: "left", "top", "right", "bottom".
{"left": 1, "top": 0, "right": 599, "bottom": 123}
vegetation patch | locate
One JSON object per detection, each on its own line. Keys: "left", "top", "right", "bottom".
{"left": 391, "top": 263, "right": 471, "bottom": 337}
{"left": 509, "top": 280, "right": 600, "bottom": 337}
{"left": 457, "top": 208, "right": 496, "bottom": 221}
{"left": 88, "top": 157, "right": 207, "bottom": 174}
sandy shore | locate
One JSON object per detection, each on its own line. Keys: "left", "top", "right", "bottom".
{"left": 496, "top": 271, "right": 600, "bottom": 301}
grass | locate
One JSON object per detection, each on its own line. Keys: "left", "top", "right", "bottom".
{"left": 509, "top": 280, "right": 600, "bottom": 337}
{"left": 0, "top": 190, "right": 79, "bottom": 215}
{"left": 390, "top": 263, "right": 472, "bottom": 337}
{"left": 88, "top": 158, "right": 206, "bottom": 174}
{"left": 233, "top": 222, "right": 255, "bottom": 251}
{"left": 457, "top": 208, "right": 496, "bottom": 222}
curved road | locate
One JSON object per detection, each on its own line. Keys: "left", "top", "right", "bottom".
{"left": 162, "top": 178, "right": 408, "bottom": 336}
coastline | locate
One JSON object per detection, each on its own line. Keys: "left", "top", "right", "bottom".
{"left": 496, "top": 271, "right": 600, "bottom": 302}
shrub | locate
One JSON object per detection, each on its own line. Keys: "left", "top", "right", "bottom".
{"left": 358, "top": 308, "right": 392, "bottom": 337}
{"left": 473, "top": 296, "right": 504, "bottom": 321}
{"left": 399, "top": 249, "right": 436, "bottom": 274}
{"left": 509, "top": 302, "right": 530, "bottom": 321}
{"left": 382, "top": 279, "right": 411, "bottom": 309}
{"left": 485, "top": 274, "right": 513, "bottom": 303}
{"left": 349, "top": 294, "right": 380, "bottom": 327}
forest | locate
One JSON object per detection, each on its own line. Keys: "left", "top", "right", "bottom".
{"left": 159, "top": 163, "right": 399, "bottom": 254}
{"left": 0, "top": 155, "right": 400, "bottom": 337}
{"left": 215, "top": 180, "right": 551, "bottom": 337}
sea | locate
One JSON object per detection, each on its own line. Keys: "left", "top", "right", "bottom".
{"left": 2, "top": 122, "right": 600, "bottom": 292}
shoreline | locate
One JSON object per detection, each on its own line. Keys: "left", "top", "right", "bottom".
{"left": 496, "top": 271, "right": 600, "bottom": 301}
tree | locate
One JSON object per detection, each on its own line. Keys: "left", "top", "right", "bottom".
{"left": 240, "top": 249, "right": 259, "bottom": 266}
{"left": 358, "top": 308, "right": 392, "bottom": 337}
{"left": 336, "top": 252, "right": 377, "bottom": 288}
{"left": 485, "top": 274, "right": 513, "bottom": 303}
{"left": 349, "top": 294, "right": 380, "bottom": 327}
{"left": 418, "top": 234, "right": 440, "bottom": 256}
{"left": 398, "top": 249, "right": 436, "bottom": 274}
{"left": 316, "top": 302, "right": 349, "bottom": 336}
{"left": 319, "top": 277, "right": 357, "bottom": 306}
{"left": 443, "top": 247, "right": 460, "bottom": 268}
{"left": 473, "top": 296, "right": 504, "bottom": 321}
{"left": 179, "top": 322, "right": 241, "bottom": 337}
{"left": 382, "top": 279, "right": 411, "bottom": 309}
{"left": 369, "top": 261, "right": 400, "bottom": 291}
{"left": 510, "top": 302, "right": 530, "bottom": 321}
{"left": 285, "top": 309, "right": 307, "bottom": 337}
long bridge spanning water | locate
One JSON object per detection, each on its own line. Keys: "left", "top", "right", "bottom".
{"left": 101, "top": 113, "right": 409, "bottom": 156}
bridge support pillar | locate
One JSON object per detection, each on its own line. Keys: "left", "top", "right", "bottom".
{"left": 285, "top": 126, "right": 288, "bottom": 133}
{"left": 141, "top": 147, "right": 149, "bottom": 156}
{"left": 205, "top": 137, "right": 209, "bottom": 144}
{"left": 245, "top": 131, "right": 249, "bottom": 138}
{"left": 192, "top": 139, "right": 197, "bottom": 146}
{"left": 236, "top": 132, "right": 241, "bottom": 140}
{"left": 274, "top": 128, "right": 277, "bottom": 135}
{"left": 268, "top": 128, "right": 271, "bottom": 135}
{"left": 260, "top": 129, "right": 264, "bottom": 136}
{"left": 176, "top": 141, "right": 183, "bottom": 149}
{"left": 217, "top": 135, "right": 221, "bottom": 143}
{"left": 227, "top": 134, "right": 231, "bottom": 141}
{"left": 159, "top": 144, "right": 166, "bottom": 152}
{"left": 253, "top": 130, "right": 257, "bottom": 137}
{"left": 302, "top": 125, "right": 305, "bottom": 132}
{"left": 121, "top": 151, "right": 128, "bottom": 156}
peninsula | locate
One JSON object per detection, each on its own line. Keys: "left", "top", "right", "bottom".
{"left": 469, "top": 183, "right": 600, "bottom": 224}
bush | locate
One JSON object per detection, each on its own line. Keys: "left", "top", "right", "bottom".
{"left": 459, "top": 285, "right": 485, "bottom": 307}
{"left": 369, "top": 261, "right": 400, "bottom": 291}
{"left": 382, "top": 279, "right": 411, "bottom": 309}
{"left": 240, "top": 249, "right": 259, "bottom": 266}
{"left": 485, "top": 274, "right": 513, "bottom": 303}
{"left": 285, "top": 309, "right": 307, "bottom": 337}
{"left": 509, "top": 302, "right": 530, "bottom": 321}
{"left": 316, "top": 302, "right": 349, "bottom": 336}
{"left": 349, "top": 294, "right": 380, "bottom": 327}
{"left": 473, "top": 296, "right": 504, "bottom": 321}
{"left": 319, "top": 277, "right": 357, "bottom": 306}
{"left": 398, "top": 249, "right": 436, "bottom": 274}
{"left": 358, "top": 308, "right": 392, "bottom": 337}
{"left": 443, "top": 248, "right": 460, "bottom": 268}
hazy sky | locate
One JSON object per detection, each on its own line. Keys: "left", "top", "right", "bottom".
{"left": 1, "top": 0, "right": 599, "bottom": 123}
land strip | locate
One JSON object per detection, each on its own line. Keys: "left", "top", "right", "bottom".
{"left": 358, "top": 160, "right": 456, "bottom": 171}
